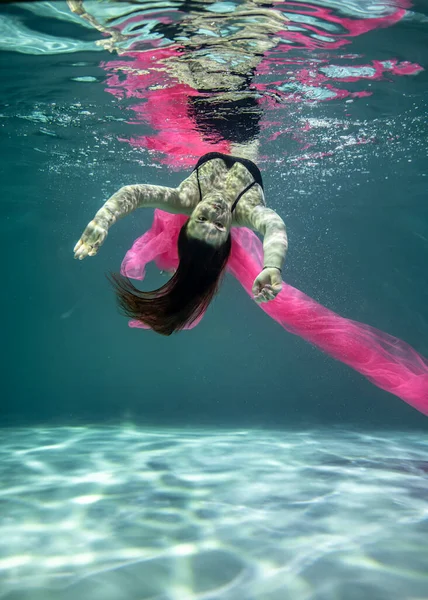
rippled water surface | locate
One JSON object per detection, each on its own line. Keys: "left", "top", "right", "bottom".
{"left": 1, "top": 1, "right": 428, "bottom": 598}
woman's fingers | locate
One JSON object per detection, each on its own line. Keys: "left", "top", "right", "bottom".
{"left": 74, "top": 240, "right": 92, "bottom": 260}
{"left": 254, "top": 283, "right": 281, "bottom": 304}
{"left": 254, "top": 286, "right": 274, "bottom": 303}
{"left": 73, "top": 221, "right": 107, "bottom": 260}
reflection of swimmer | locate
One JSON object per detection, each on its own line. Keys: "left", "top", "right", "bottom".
{"left": 74, "top": 152, "right": 287, "bottom": 334}
{"left": 68, "top": 0, "right": 289, "bottom": 162}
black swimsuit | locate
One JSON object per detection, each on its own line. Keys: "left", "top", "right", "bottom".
{"left": 193, "top": 152, "right": 264, "bottom": 212}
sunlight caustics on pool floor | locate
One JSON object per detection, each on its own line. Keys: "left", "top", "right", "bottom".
{"left": 0, "top": 426, "right": 427, "bottom": 599}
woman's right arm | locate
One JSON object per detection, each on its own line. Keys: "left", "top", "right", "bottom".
{"left": 74, "top": 175, "right": 199, "bottom": 260}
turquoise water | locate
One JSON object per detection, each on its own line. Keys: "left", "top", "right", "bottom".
{"left": 1, "top": 1, "right": 428, "bottom": 598}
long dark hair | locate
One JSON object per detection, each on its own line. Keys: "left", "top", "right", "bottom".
{"left": 108, "top": 221, "right": 232, "bottom": 336}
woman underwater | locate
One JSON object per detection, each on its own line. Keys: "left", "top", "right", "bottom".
{"left": 74, "top": 152, "right": 287, "bottom": 333}
{"left": 74, "top": 151, "right": 428, "bottom": 415}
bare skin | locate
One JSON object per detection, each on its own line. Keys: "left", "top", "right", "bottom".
{"left": 74, "top": 157, "right": 288, "bottom": 303}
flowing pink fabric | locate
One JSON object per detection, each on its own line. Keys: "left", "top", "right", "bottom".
{"left": 122, "top": 210, "right": 428, "bottom": 415}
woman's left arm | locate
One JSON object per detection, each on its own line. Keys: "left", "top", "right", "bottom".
{"left": 247, "top": 206, "right": 289, "bottom": 303}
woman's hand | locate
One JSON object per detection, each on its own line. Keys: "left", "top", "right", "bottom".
{"left": 74, "top": 218, "right": 108, "bottom": 260}
{"left": 252, "top": 267, "right": 282, "bottom": 303}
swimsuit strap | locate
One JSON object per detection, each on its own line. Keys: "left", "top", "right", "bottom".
{"left": 196, "top": 166, "right": 203, "bottom": 202}
{"left": 230, "top": 180, "right": 257, "bottom": 212}
{"left": 194, "top": 151, "right": 263, "bottom": 207}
